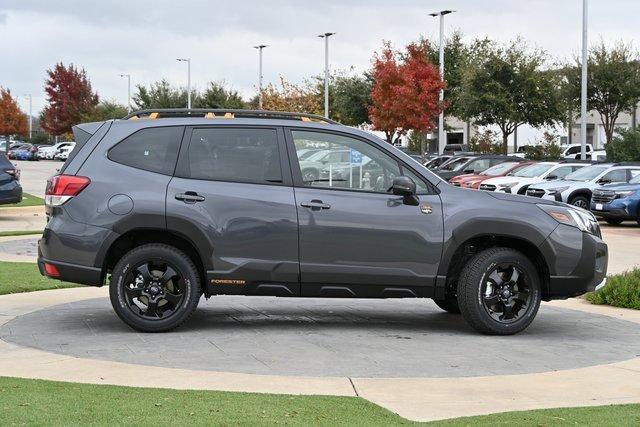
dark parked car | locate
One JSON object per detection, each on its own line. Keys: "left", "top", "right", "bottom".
{"left": 0, "top": 154, "right": 22, "bottom": 205}
{"left": 436, "top": 155, "right": 525, "bottom": 181}
{"left": 39, "top": 109, "right": 608, "bottom": 335}
{"left": 424, "top": 155, "right": 453, "bottom": 170}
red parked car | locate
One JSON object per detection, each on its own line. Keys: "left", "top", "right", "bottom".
{"left": 449, "top": 161, "right": 535, "bottom": 190}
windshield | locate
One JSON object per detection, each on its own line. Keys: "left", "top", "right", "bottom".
{"left": 302, "top": 150, "right": 330, "bottom": 162}
{"left": 480, "top": 162, "right": 519, "bottom": 176}
{"left": 298, "top": 150, "right": 320, "bottom": 160}
{"left": 511, "top": 163, "right": 555, "bottom": 178}
{"left": 441, "top": 157, "right": 470, "bottom": 171}
{"left": 565, "top": 165, "right": 608, "bottom": 182}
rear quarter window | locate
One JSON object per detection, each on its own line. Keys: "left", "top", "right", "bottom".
{"left": 108, "top": 126, "right": 183, "bottom": 175}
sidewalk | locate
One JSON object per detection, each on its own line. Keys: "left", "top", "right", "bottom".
{"left": 0, "top": 206, "right": 46, "bottom": 234}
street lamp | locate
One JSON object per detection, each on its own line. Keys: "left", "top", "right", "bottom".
{"left": 119, "top": 74, "right": 131, "bottom": 112}
{"left": 318, "top": 32, "right": 335, "bottom": 119}
{"left": 580, "top": 0, "right": 588, "bottom": 160}
{"left": 254, "top": 45, "right": 268, "bottom": 109}
{"left": 429, "top": 10, "right": 455, "bottom": 155}
{"left": 176, "top": 58, "right": 191, "bottom": 109}
{"left": 23, "top": 94, "right": 32, "bottom": 139}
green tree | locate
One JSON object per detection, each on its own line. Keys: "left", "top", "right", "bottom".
{"left": 310, "top": 70, "right": 373, "bottom": 125}
{"left": 605, "top": 129, "right": 640, "bottom": 162}
{"left": 565, "top": 41, "right": 640, "bottom": 145}
{"left": 468, "top": 129, "right": 503, "bottom": 154}
{"left": 458, "top": 39, "right": 564, "bottom": 153}
{"left": 133, "top": 79, "right": 197, "bottom": 109}
{"left": 420, "top": 32, "right": 492, "bottom": 118}
{"left": 524, "top": 131, "right": 563, "bottom": 160}
{"left": 196, "top": 82, "right": 246, "bottom": 109}
{"left": 83, "top": 100, "right": 129, "bottom": 121}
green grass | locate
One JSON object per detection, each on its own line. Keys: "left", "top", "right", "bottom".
{"left": 0, "top": 261, "right": 77, "bottom": 295}
{"left": 0, "top": 230, "right": 42, "bottom": 237}
{"left": 1, "top": 377, "right": 639, "bottom": 426}
{"left": 0, "top": 192, "right": 44, "bottom": 208}
{"left": 587, "top": 268, "right": 640, "bottom": 310}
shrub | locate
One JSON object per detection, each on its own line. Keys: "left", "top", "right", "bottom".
{"left": 525, "top": 131, "right": 562, "bottom": 160}
{"left": 586, "top": 268, "right": 640, "bottom": 310}
{"left": 605, "top": 129, "right": 640, "bottom": 162}
{"left": 469, "top": 129, "right": 502, "bottom": 154}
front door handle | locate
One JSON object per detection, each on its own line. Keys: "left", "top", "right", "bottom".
{"left": 175, "top": 192, "right": 205, "bottom": 203}
{"left": 300, "top": 200, "right": 331, "bottom": 210}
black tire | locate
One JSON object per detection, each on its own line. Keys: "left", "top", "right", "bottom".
{"left": 433, "top": 297, "right": 461, "bottom": 314}
{"left": 109, "top": 244, "right": 201, "bottom": 332}
{"left": 457, "top": 247, "right": 542, "bottom": 335}
{"left": 569, "top": 195, "right": 589, "bottom": 209}
{"left": 605, "top": 218, "right": 624, "bottom": 225}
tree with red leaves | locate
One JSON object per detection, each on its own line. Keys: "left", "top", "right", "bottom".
{"left": 0, "top": 87, "right": 28, "bottom": 137}
{"left": 41, "top": 63, "right": 98, "bottom": 136}
{"left": 369, "top": 42, "right": 445, "bottom": 143}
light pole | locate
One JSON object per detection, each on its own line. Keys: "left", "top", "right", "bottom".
{"left": 254, "top": 45, "right": 268, "bottom": 109}
{"left": 580, "top": 0, "right": 588, "bottom": 160}
{"left": 429, "top": 10, "right": 455, "bottom": 155}
{"left": 176, "top": 58, "right": 191, "bottom": 109}
{"left": 318, "top": 32, "right": 335, "bottom": 118}
{"left": 119, "top": 74, "right": 131, "bottom": 112}
{"left": 23, "top": 94, "right": 32, "bottom": 139}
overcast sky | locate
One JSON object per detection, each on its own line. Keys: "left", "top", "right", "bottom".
{"left": 1, "top": 0, "right": 638, "bottom": 142}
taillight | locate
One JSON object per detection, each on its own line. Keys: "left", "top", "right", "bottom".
{"left": 45, "top": 174, "right": 91, "bottom": 207}
{"left": 4, "top": 168, "right": 19, "bottom": 180}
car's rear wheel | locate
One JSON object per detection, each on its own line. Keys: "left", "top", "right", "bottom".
{"left": 605, "top": 218, "right": 624, "bottom": 225}
{"left": 569, "top": 195, "right": 589, "bottom": 209}
{"left": 433, "top": 296, "right": 460, "bottom": 314}
{"left": 457, "top": 247, "right": 541, "bottom": 335}
{"left": 109, "top": 244, "right": 201, "bottom": 332}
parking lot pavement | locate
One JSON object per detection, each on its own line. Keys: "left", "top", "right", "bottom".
{"left": 600, "top": 224, "right": 640, "bottom": 274}
{"left": 0, "top": 288, "right": 639, "bottom": 422}
{"left": 12, "top": 160, "right": 60, "bottom": 198}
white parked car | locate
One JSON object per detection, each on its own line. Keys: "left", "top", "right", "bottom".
{"left": 561, "top": 143, "right": 594, "bottom": 160}
{"left": 54, "top": 143, "right": 75, "bottom": 161}
{"left": 479, "top": 162, "right": 589, "bottom": 195}
{"left": 38, "top": 142, "right": 75, "bottom": 160}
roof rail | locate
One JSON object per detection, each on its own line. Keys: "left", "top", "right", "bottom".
{"left": 121, "top": 109, "right": 340, "bottom": 124}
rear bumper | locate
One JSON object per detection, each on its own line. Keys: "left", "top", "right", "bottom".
{"left": 38, "top": 253, "right": 103, "bottom": 286}
{"left": 0, "top": 181, "right": 22, "bottom": 205}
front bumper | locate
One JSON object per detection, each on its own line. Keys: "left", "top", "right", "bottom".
{"left": 540, "top": 226, "right": 608, "bottom": 299}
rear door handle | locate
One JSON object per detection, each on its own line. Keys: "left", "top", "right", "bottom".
{"left": 300, "top": 200, "right": 331, "bottom": 210}
{"left": 175, "top": 192, "right": 205, "bottom": 203}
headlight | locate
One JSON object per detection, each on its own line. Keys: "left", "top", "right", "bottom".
{"left": 537, "top": 204, "right": 600, "bottom": 236}
{"left": 615, "top": 190, "right": 635, "bottom": 199}
{"left": 547, "top": 186, "right": 569, "bottom": 195}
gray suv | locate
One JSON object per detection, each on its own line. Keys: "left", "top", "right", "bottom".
{"left": 39, "top": 109, "right": 608, "bottom": 335}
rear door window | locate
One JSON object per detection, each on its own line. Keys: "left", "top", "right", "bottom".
{"left": 186, "top": 128, "right": 282, "bottom": 184}
{"left": 108, "top": 126, "right": 183, "bottom": 175}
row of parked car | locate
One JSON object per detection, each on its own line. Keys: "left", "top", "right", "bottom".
{"left": 426, "top": 153, "right": 640, "bottom": 226}
{"left": 5, "top": 141, "right": 76, "bottom": 161}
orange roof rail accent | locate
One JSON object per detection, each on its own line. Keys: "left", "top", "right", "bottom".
{"left": 128, "top": 116, "right": 139, "bottom": 120}
{"left": 224, "top": 112, "right": 235, "bottom": 118}
{"left": 204, "top": 112, "right": 215, "bottom": 118}
{"left": 149, "top": 112, "right": 159, "bottom": 119}
{"left": 301, "top": 116, "right": 311, "bottom": 122}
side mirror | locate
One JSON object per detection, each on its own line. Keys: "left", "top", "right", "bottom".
{"left": 463, "top": 168, "right": 474, "bottom": 174}
{"left": 598, "top": 179, "right": 611, "bottom": 185}
{"left": 545, "top": 175, "right": 557, "bottom": 180}
{"left": 391, "top": 176, "right": 419, "bottom": 205}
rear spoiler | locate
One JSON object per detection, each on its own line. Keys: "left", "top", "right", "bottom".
{"left": 72, "top": 121, "right": 105, "bottom": 146}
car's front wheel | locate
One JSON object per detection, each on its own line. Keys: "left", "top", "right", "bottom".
{"left": 569, "top": 195, "right": 589, "bottom": 209}
{"left": 457, "top": 247, "right": 541, "bottom": 335}
{"left": 109, "top": 244, "right": 201, "bottom": 332}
